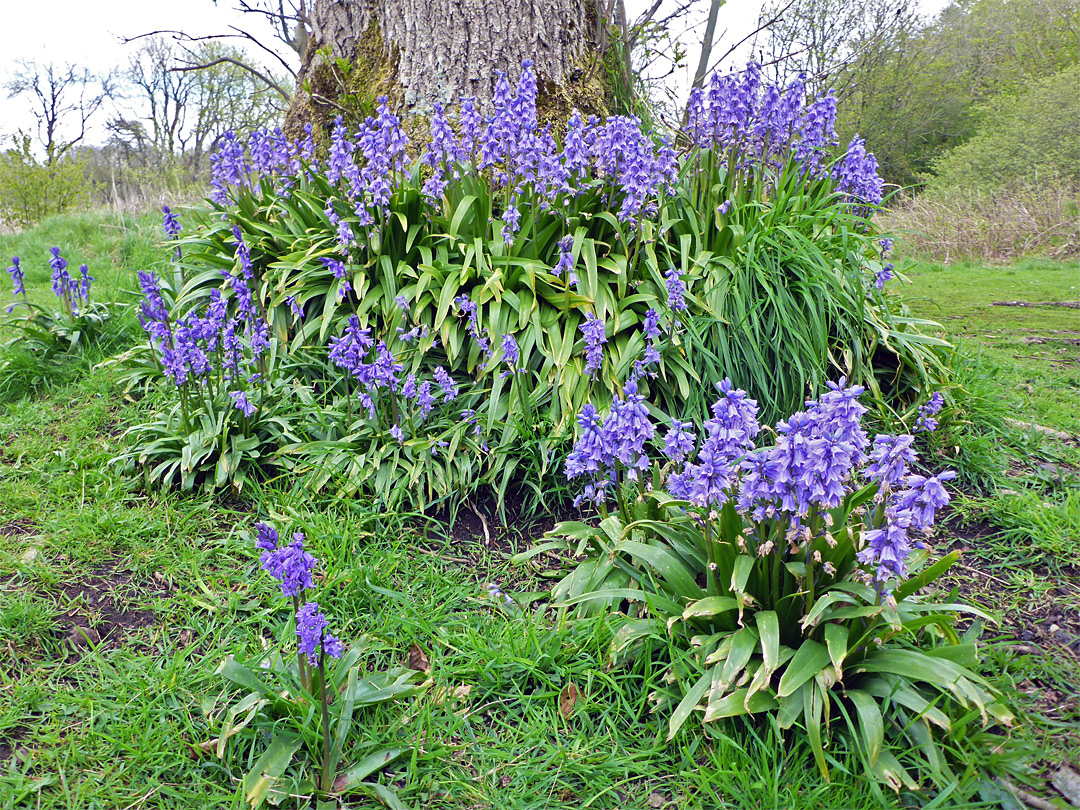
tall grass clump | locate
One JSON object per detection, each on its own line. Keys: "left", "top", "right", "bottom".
{"left": 116, "top": 61, "right": 950, "bottom": 508}
{"left": 884, "top": 180, "right": 1080, "bottom": 263}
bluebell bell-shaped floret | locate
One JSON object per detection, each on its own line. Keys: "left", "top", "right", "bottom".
{"left": 370, "top": 341, "right": 403, "bottom": 392}
{"left": 458, "top": 98, "right": 481, "bottom": 155}
{"left": 325, "top": 117, "right": 354, "bottom": 187}
{"left": 914, "top": 392, "right": 944, "bottom": 433}
{"left": 295, "top": 601, "right": 343, "bottom": 665}
{"left": 137, "top": 271, "right": 170, "bottom": 342}
{"left": 416, "top": 381, "right": 436, "bottom": 421}
{"left": 771, "top": 411, "right": 817, "bottom": 516}
{"left": 320, "top": 256, "right": 350, "bottom": 299}
{"left": 6, "top": 256, "right": 24, "bottom": 297}
{"left": 455, "top": 294, "right": 491, "bottom": 357}
{"left": 328, "top": 315, "right": 373, "bottom": 380}
{"left": 255, "top": 521, "right": 279, "bottom": 555}
{"left": 874, "top": 262, "right": 894, "bottom": 291}
{"left": 807, "top": 377, "right": 869, "bottom": 458}
{"left": 232, "top": 226, "right": 254, "bottom": 280}
{"left": 793, "top": 91, "right": 835, "bottom": 175}
{"left": 501, "top": 333, "right": 520, "bottom": 368}
{"left": 800, "top": 434, "right": 856, "bottom": 509}
{"left": 358, "top": 391, "right": 377, "bottom": 419}
{"left": 894, "top": 471, "right": 955, "bottom": 530}
{"left": 736, "top": 450, "right": 782, "bottom": 519}
{"left": 562, "top": 111, "right": 591, "bottom": 174}
{"left": 606, "top": 380, "right": 654, "bottom": 480}
{"left": 865, "top": 434, "right": 918, "bottom": 490}
{"left": 662, "top": 419, "right": 696, "bottom": 463}
{"left": 834, "top": 136, "right": 883, "bottom": 207}
{"left": 225, "top": 269, "right": 256, "bottom": 323}
{"left": 275, "top": 532, "right": 317, "bottom": 597}
{"left": 664, "top": 267, "right": 687, "bottom": 312}
{"left": 336, "top": 219, "right": 355, "bottom": 249}
{"left": 162, "top": 206, "right": 181, "bottom": 239}
{"left": 642, "top": 308, "right": 662, "bottom": 341}
{"left": 707, "top": 379, "right": 760, "bottom": 459}
{"left": 580, "top": 312, "right": 606, "bottom": 379}
{"left": 433, "top": 367, "right": 457, "bottom": 402}
{"left": 230, "top": 390, "right": 256, "bottom": 417}
{"left": 501, "top": 199, "right": 522, "bottom": 242}
{"left": 857, "top": 506, "right": 915, "bottom": 586}
{"left": 879, "top": 238, "right": 894, "bottom": 257}
{"left": 390, "top": 424, "right": 404, "bottom": 443}
{"left": 221, "top": 320, "right": 243, "bottom": 375}
{"left": 49, "top": 247, "right": 71, "bottom": 300}
{"left": 684, "top": 442, "right": 734, "bottom": 508}
{"left": 401, "top": 373, "right": 418, "bottom": 400}
{"left": 684, "top": 87, "right": 707, "bottom": 147}
{"left": 565, "top": 404, "right": 613, "bottom": 480}
{"left": 512, "top": 59, "right": 538, "bottom": 130}
{"left": 248, "top": 319, "right": 271, "bottom": 361}
{"left": 209, "top": 131, "right": 249, "bottom": 203}
{"left": 553, "top": 235, "right": 575, "bottom": 280}
{"left": 286, "top": 295, "right": 304, "bottom": 320}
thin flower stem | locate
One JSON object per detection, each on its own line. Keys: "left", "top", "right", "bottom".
{"left": 318, "top": 644, "right": 332, "bottom": 793}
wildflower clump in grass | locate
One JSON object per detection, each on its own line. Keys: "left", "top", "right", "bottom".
{"left": 538, "top": 377, "right": 1010, "bottom": 795}
{"left": 2, "top": 247, "right": 110, "bottom": 355}
{"left": 118, "top": 59, "right": 950, "bottom": 509}
{"left": 209, "top": 521, "right": 425, "bottom": 805}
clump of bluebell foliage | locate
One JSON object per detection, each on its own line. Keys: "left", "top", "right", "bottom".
{"left": 114, "top": 61, "right": 949, "bottom": 509}
{"left": 529, "top": 375, "right": 1008, "bottom": 794}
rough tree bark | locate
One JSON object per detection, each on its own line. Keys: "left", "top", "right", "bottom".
{"left": 285, "top": 0, "right": 614, "bottom": 134}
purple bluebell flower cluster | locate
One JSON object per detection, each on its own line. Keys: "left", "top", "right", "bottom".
{"left": 914, "top": 392, "right": 944, "bottom": 433}
{"left": 874, "top": 263, "right": 894, "bottom": 290}
{"left": 162, "top": 206, "right": 181, "bottom": 239}
{"left": 7, "top": 257, "right": 24, "bottom": 297}
{"left": 834, "top": 137, "right": 884, "bottom": 208}
{"left": 296, "top": 602, "right": 344, "bottom": 665}
{"left": 580, "top": 312, "right": 606, "bottom": 380}
{"left": 257, "top": 525, "right": 318, "bottom": 598}
{"left": 565, "top": 375, "right": 952, "bottom": 589}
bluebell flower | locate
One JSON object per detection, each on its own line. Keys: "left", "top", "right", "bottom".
{"left": 286, "top": 295, "right": 304, "bottom": 319}
{"left": 320, "top": 257, "right": 350, "bottom": 298}
{"left": 162, "top": 206, "right": 181, "bottom": 239}
{"left": 261, "top": 532, "right": 317, "bottom": 598}
{"left": 230, "top": 390, "right": 256, "bottom": 417}
{"left": 874, "top": 263, "right": 894, "bottom": 291}
{"left": 502, "top": 333, "right": 520, "bottom": 368}
{"left": 390, "top": 424, "right": 404, "bottom": 443}
{"left": 295, "top": 601, "right": 343, "bottom": 665}
{"left": 662, "top": 419, "right": 696, "bottom": 463}
{"left": 581, "top": 312, "right": 606, "bottom": 379}
{"left": 664, "top": 268, "right": 687, "bottom": 312}
{"left": 6, "top": 257, "right": 24, "bottom": 297}
{"left": 914, "top": 392, "right": 945, "bottom": 433}
{"left": 895, "top": 471, "right": 955, "bottom": 530}
{"left": 865, "top": 434, "right": 918, "bottom": 490}
{"left": 433, "top": 367, "right": 457, "bottom": 401}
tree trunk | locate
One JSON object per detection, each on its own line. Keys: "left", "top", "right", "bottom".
{"left": 285, "top": 0, "right": 614, "bottom": 134}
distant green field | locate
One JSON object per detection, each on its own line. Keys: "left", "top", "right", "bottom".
{"left": 899, "top": 257, "right": 1080, "bottom": 433}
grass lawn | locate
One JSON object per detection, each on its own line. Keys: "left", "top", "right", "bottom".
{"left": 0, "top": 216, "right": 1077, "bottom": 808}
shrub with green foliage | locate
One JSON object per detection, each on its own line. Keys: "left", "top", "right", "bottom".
{"left": 928, "top": 64, "right": 1080, "bottom": 190}
{"left": 526, "top": 376, "right": 1011, "bottom": 794}
{"left": 0, "top": 134, "right": 93, "bottom": 230}
{"left": 118, "top": 62, "right": 949, "bottom": 508}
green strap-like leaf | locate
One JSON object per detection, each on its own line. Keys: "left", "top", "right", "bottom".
{"left": 845, "top": 688, "right": 884, "bottom": 767}
{"left": 667, "top": 668, "right": 712, "bottom": 740}
{"left": 777, "top": 639, "right": 831, "bottom": 698}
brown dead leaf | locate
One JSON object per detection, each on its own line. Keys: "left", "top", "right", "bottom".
{"left": 407, "top": 642, "right": 430, "bottom": 672}
{"left": 332, "top": 772, "right": 349, "bottom": 793}
{"left": 187, "top": 738, "right": 218, "bottom": 759}
{"left": 559, "top": 682, "right": 580, "bottom": 720}
{"left": 178, "top": 628, "right": 193, "bottom": 647}
{"left": 648, "top": 792, "right": 667, "bottom": 808}
{"left": 431, "top": 684, "right": 472, "bottom": 705}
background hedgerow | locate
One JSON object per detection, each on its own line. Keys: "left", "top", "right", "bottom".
{"left": 112, "top": 61, "right": 950, "bottom": 509}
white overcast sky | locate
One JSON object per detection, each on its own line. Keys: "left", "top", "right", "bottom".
{"left": 0, "top": 0, "right": 951, "bottom": 150}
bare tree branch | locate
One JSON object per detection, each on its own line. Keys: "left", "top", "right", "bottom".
{"left": 173, "top": 56, "right": 291, "bottom": 101}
